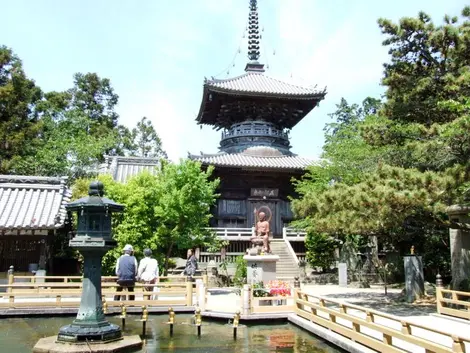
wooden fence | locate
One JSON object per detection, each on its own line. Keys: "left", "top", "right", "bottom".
{"left": 239, "top": 284, "right": 295, "bottom": 315}
{"left": 0, "top": 274, "right": 208, "bottom": 309}
{"left": 437, "top": 287, "right": 470, "bottom": 321}
{"left": 295, "top": 291, "right": 470, "bottom": 353}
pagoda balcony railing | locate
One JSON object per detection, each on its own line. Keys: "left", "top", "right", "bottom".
{"left": 221, "top": 121, "right": 289, "bottom": 140}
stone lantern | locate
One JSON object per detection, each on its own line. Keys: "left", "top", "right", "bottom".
{"left": 57, "top": 180, "right": 124, "bottom": 343}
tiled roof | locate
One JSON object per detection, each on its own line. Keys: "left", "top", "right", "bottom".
{"left": 0, "top": 175, "right": 71, "bottom": 230}
{"left": 188, "top": 150, "right": 318, "bottom": 170}
{"left": 99, "top": 156, "right": 161, "bottom": 183}
{"left": 204, "top": 72, "right": 326, "bottom": 98}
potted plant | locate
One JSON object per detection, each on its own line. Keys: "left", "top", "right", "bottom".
{"left": 252, "top": 281, "right": 271, "bottom": 305}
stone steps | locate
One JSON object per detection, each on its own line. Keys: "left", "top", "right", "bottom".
{"left": 270, "top": 241, "right": 299, "bottom": 280}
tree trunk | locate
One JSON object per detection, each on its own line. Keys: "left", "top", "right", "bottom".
{"left": 163, "top": 242, "right": 174, "bottom": 276}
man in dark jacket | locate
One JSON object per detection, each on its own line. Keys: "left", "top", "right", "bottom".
{"left": 114, "top": 244, "right": 138, "bottom": 301}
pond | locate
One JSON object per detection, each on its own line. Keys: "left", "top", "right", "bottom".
{"left": 0, "top": 314, "right": 344, "bottom": 353}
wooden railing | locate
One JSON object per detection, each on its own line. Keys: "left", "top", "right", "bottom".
{"left": 239, "top": 284, "right": 295, "bottom": 315}
{"left": 437, "top": 287, "right": 470, "bottom": 321}
{"left": 0, "top": 274, "right": 208, "bottom": 309}
{"left": 205, "top": 227, "right": 307, "bottom": 241}
{"left": 206, "top": 227, "right": 254, "bottom": 240}
{"left": 6, "top": 274, "right": 207, "bottom": 285}
{"left": 199, "top": 252, "right": 245, "bottom": 263}
{"left": 295, "top": 291, "right": 470, "bottom": 353}
{"left": 284, "top": 238, "right": 299, "bottom": 265}
{"left": 282, "top": 227, "right": 306, "bottom": 241}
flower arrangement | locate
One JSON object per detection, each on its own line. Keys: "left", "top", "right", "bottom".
{"left": 252, "top": 281, "right": 270, "bottom": 297}
{"left": 265, "top": 280, "right": 291, "bottom": 297}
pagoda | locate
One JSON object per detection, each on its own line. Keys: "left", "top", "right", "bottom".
{"left": 189, "top": 0, "right": 326, "bottom": 239}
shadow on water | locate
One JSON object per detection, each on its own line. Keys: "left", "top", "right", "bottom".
{"left": 0, "top": 314, "right": 346, "bottom": 353}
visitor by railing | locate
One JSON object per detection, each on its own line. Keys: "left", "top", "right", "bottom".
{"left": 295, "top": 291, "right": 470, "bottom": 353}
{"left": 436, "top": 287, "right": 470, "bottom": 321}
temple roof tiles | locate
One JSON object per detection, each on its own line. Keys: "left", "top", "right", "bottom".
{"left": 204, "top": 72, "right": 326, "bottom": 99}
{"left": 99, "top": 155, "right": 161, "bottom": 183}
{"left": 0, "top": 175, "right": 71, "bottom": 230}
{"left": 188, "top": 147, "right": 318, "bottom": 170}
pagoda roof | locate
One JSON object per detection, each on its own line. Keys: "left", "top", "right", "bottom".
{"left": 204, "top": 71, "right": 325, "bottom": 99}
{"left": 189, "top": 146, "right": 318, "bottom": 171}
{"left": 0, "top": 175, "right": 71, "bottom": 230}
{"left": 196, "top": 72, "right": 326, "bottom": 129}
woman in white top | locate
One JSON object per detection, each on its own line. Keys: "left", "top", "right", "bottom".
{"left": 137, "top": 248, "right": 159, "bottom": 295}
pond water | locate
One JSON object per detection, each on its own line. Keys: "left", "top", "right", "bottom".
{"left": 0, "top": 314, "right": 344, "bottom": 353}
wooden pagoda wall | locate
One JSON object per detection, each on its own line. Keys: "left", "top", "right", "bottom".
{"left": 209, "top": 167, "right": 303, "bottom": 237}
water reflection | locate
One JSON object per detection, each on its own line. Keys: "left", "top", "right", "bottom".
{"left": 0, "top": 314, "right": 343, "bottom": 353}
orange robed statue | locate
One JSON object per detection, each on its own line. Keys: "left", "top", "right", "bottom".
{"left": 248, "top": 210, "right": 272, "bottom": 255}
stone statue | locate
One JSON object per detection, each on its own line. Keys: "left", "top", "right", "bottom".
{"left": 247, "top": 211, "right": 272, "bottom": 255}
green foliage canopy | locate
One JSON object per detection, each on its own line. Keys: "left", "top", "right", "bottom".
{"left": 72, "top": 159, "right": 219, "bottom": 275}
{"left": 293, "top": 7, "right": 470, "bottom": 274}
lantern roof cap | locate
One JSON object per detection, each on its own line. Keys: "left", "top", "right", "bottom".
{"left": 66, "top": 181, "right": 124, "bottom": 212}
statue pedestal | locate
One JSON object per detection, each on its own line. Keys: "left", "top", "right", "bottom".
{"left": 244, "top": 255, "right": 279, "bottom": 284}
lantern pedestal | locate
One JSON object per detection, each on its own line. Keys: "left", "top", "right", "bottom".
{"left": 33, "top": 181, "right": 142, "bottom": 353}
{"left": 57, "top": 247, "right": 121, "bottom": 343}
{"left": 33, "top": 335, "right": 142, "bottom": 353}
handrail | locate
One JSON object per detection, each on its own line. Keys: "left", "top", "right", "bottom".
{"left": 296, "top": 291, "right": 470, "bottom": 353}
{"left": 283, "top": 227, "right": 306, "bottom": 241}
{"left": 204, "top": 227, "right": 254, "bottom": 238}
{"left": 0, "top": 282, "right": 194, "bottom": 309}
{"left": 249, "top": 284, "right": 295, "bottom": 314}
{"left": 437, "top": 287, "right": 470, "bottom": 320}
{"left": 284, "top": 238, "right": 299, "bottom": 265}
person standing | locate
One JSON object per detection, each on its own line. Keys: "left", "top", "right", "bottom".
{"left": 137, "top": 248, "right": 159, "bottom": 299}
{"left": 183, "top": 249, "right": 198, "bottom": 279}
{"left": 114, "top": 244, "right": 138, "bottom": 301}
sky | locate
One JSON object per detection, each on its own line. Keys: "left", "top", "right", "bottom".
{"left": 1, "top": 0, "right": 468, "bottom": 161}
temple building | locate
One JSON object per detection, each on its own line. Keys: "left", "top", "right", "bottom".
{"left": 99, "top": 155, "right": 161, "bottom": 183}
{"left": 189, "top": 0, "right": 326, "bottom": 263}
{"left": 0, "top": 175, "right": 71, "bottom": 273}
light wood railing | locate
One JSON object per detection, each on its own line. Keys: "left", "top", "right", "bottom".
{"left": 437, "top": 287, "right": 470, "bottom": 321}
{"left": 243, "top": 284, "right": 295, "bottom": 314}
{"left": 0, "top": 275, "right": 209, "bottom": 309}
{"left": 295, "top": 291, "right": 470, "bottom": 353}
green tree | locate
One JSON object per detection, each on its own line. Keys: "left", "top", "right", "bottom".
{"left": 13, "top": 71, "right": 134, "bottom": 178}
{"left": 130, "top": 117, "right": 167, "bottom": 158}
{"left": 293, "top": 7, "right": 470, "bottom": 278}
{"left": 72, "top": 159, "right": 220, "bottom": 275}
{"left": 323, "top": 97, "right": 384, "bottom": 185}
{"left": 68, "top": 72, "right": 119, "bottom": 134}
{"left": 150, "top": 159, "right": 219, "bottom": 273}
{"left": 0, "top": 46, "right": 43, "bottom": 173}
